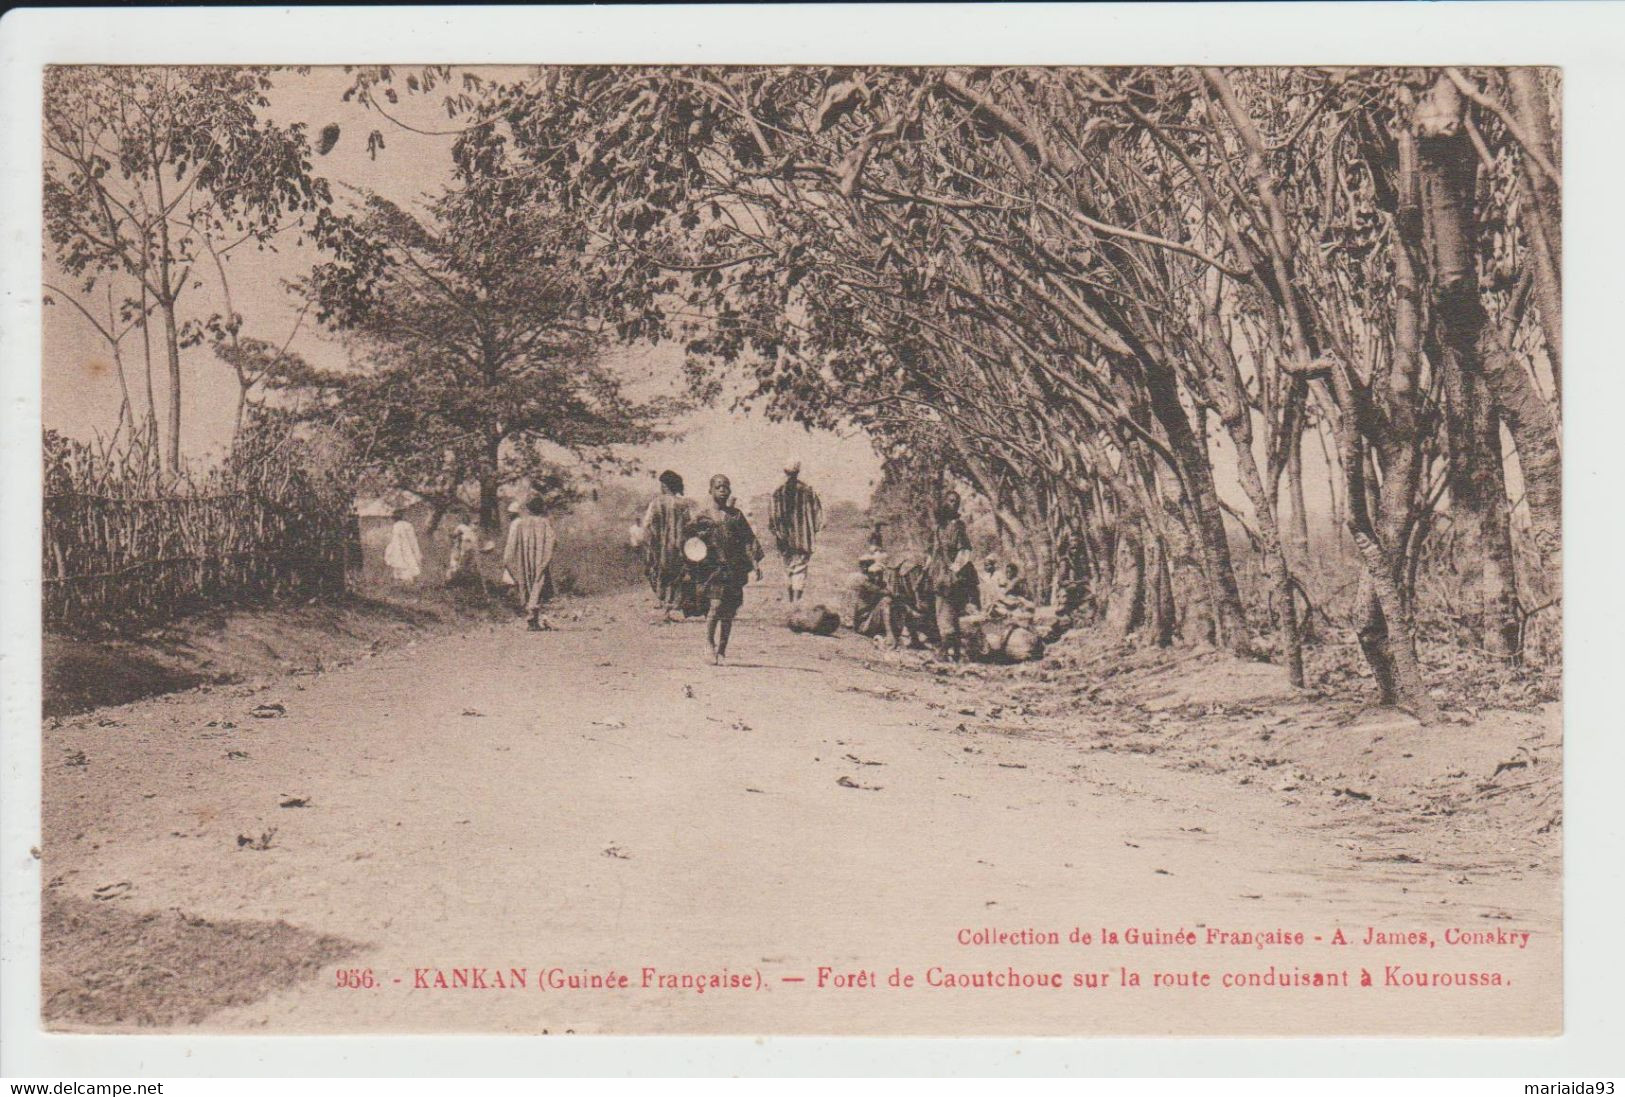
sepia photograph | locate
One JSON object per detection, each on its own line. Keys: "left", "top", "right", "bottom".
{"left": 15, "top": 34, "right": 1579, "bottom": 1052}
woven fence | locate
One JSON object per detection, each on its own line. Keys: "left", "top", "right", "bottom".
{"left": 43, "top": 425, "right": 353, "bottom": 633}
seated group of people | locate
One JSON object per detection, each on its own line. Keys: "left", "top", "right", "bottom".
{"left": 977, "top": 555, "right": 1033, "bottom": 613}
{"left": 963, "top": 555, "right": 1055, "bottom": 663}
{"left": 849, "top": 549, "right": 934, "bottom": 650}
{"left": 848, "top": 537, "right": 1052, "bottom": 663}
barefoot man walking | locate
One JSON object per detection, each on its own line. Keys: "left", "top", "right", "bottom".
{"left": 639, "top": 469, "right": 696, "bottom": 622}
{"left": 503, "top": 495, "right": 558, "bottom": 632}
{"left": 769, "top": 460, "right": 823, "bottom": 604}
{"left": 688, "top": 473, "right": 763, "bottom": 664}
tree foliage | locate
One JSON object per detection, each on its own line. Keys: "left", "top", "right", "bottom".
{"left": 302, "top": 184, "right": 671, "bottom": 527}
{"left": 347, "top": 65, "right": 1563, "bottom": 713}
{"left": 43, "top": 65, "right": 331, "bottom": 471}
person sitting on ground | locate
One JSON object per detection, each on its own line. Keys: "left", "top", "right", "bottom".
{"left": 1002, "top": 561, "right": 1031, "bottom": 603}
{"left": 503, "top": 495, "right": 558, "bottom": 632}
{"left": 855, "top": 552, "right": 933, "bottom": 650}
{"left": 892, "top": 558, "right": 936, "bottom": 648}
{"left": 446, "top": 518, "right": 481, "bottom": 585}
{"left": 978, "top": 554, "right": 1007, "bottom": 608}
{"left": 851, "top": 550, "right": 901, "bottom": 647}
{"left": 982, "top": 562, "right": 1038, "bottom": 622}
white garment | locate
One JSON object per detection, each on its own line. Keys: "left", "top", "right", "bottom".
{"left": 501, "top": 517, "right": 520, "bottom": 584}
{"left": 384, "top": 519, "right": 423, "bottom": 582}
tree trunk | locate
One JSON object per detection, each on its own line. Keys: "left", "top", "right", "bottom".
{"left": 208, "top": 239, "right": 252, "bottom": 444}
{"left": 1483, "top": 339, "right": 1561, "bottom": 576}
{"left": 1018, "top": 480, "right": 1057, "bottom": 599}
{"left": 1137, "top": 350, "right": 1249, "bottom": 652}
{"left": 1354, "top": 580, "right": 1398, "bottom": 705}
{"left": 1418, "top": 73, "right": 1522, "bottom": 659}
{"left": 1201, "top": 308, "right": 1304, "bottom": 682}
{"left": 1147, "top": 536, "right": 1175, "bottom": 648}
{"left": 1412, "top": 89, "right": 1560, "bottom": 584}
{"left": 479, "top": 474, "right": 500, "bottom": 532}
{"left": 158, "top": 296, "right": 183, "bottom": 476}
{"left": 108, "top": 347, "right": 135, "bottom": 448}
{"left": 1193, "top": 277, "right": 1299, "bottom": 677}
{"left": 138, "top": 287, "right": 160, "bottom": 457}
{"left": 1104, "top": 526, "right": 1146, "bottom": 637}
{"left": 1285, "top": 426, "right": 1310, "bottom": 565}
{"left": 1079, "top": 492, "right": 1114, "bottom": 621}
{"left": 476, "top": 430, "right": 503, "bottom": 531}
{"left": 1314, "top": 417, "right": 1344, "bottom": 554}
{"left": 1506, "top": 68, "right": 1562, "bottom": 398}
{"left": 234, "top": 379, "right": 250, "bottom": 440}
{"left": 1233, "top": 442, "right": 1305, "bottom": 687}
{"left": 1327, "top": 123, "right": 1435, "bottom": 719}
{"left": 1440, "top": 363, "right": 1521, "bottom": 659}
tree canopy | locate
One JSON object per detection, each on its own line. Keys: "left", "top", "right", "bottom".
{"left": 44, "top": 65, "right": 332, "bottom": 472}
{"left": 342, "top": 64, "right": 1559, "bottom": 714}
{"left": 302, "top": 183, "right": 671, "bottom": 526}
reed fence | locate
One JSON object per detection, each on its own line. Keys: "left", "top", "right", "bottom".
{"left": 42, "top": 425, "right": 353, "bottom": 632}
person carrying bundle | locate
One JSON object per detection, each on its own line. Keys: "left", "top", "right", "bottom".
{"left": 686, "top": 473, "right": 764, "bottom": 664}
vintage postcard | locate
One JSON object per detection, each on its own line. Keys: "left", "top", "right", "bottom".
{"left": 5, "top": 6, "right": 1596, "bottom": 1066}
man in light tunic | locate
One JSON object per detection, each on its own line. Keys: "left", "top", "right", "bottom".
{"left": 978, "top": 554, "right": 1007, "bottom": 607}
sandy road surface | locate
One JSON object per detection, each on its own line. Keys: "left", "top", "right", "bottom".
{"left": 42, "top": 584, "right": 1559, "bottom": 1035}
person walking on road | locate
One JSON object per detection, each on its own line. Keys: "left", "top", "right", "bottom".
{"left": 769, "top": 460, "right": 822, "bottom": 604}
{"left": 688, "top": 473, "right": 764, "bottom": 664}
{"left": 639, "top": 469, "right": 697, "bottom": 622}
{"left": 503, "top": 495, "right": 558, "bottom": 632}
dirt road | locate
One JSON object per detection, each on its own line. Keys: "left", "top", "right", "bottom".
{"left": 41, "top": 581, "right": 1560, "bottom": 1036}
